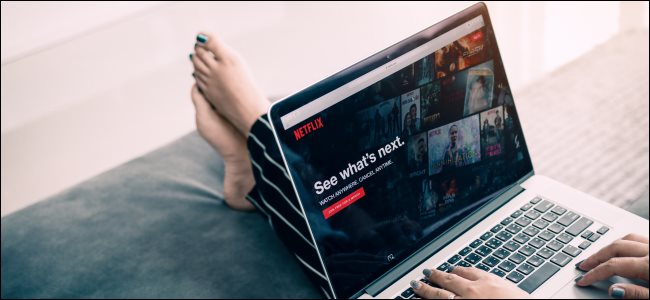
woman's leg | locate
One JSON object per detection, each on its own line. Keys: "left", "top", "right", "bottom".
{"left": 189, "top": 33, "right": 332, "bottom": 298}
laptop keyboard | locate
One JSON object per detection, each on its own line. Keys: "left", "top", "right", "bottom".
{"left": 394, "top": 196, "right": 609, "bottom": 299}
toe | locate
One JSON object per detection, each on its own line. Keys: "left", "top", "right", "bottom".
{"left": 197, "top": 32, "right": 228, "bottom": 60}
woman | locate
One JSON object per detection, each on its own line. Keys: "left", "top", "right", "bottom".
{"left": 189, "top": 33, "right": 649, "bottom": 299}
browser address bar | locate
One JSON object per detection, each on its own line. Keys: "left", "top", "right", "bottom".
{"left": 281, "top": 15, "right": 485, "bottom": 129}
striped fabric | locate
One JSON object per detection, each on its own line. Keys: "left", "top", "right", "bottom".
{"left": 246, "top": 115, "right": 332, "bottom": 299}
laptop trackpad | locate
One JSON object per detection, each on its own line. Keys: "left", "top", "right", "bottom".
{"left": 552, "top": 276, "right": 645, "bottom": 299}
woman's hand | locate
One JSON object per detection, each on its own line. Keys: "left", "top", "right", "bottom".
{"left": 575, "top": 233, "right": 649, "bottom": 299}
{"left": 412, "top": 266, "right": 531, "bottom": 299}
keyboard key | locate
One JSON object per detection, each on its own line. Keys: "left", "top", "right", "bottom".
{"left": 476, "top": 263, "right": 490, "bottom": 272}
{"left": 506, "top": 224, "right": 523, "bottom": 234}
{"left": 597, "top": 226, "right": 610, "bottom": 235}
{"left": 532, "top": 219, "right": 550, "bottom": 229}
{"left": 565, "top": 217, "right": 594, "bottom": 236}
{"left": 530, "top": 197, "right": 542, "bottom": 204}
{"left": 527, "top": 255, "right": 545, "bottom": 267}
{"left": 521, "top": 203, "right": 534, "bottom": 211}
{"left": 550, "top": 252, "right": 572, "bottom": 267}
{"left": 401, "top": 287, "right": 415, "bottom": 298}
{"left": 491, "top": 268, "right": 506, "bottom": 277}
{"left": 557, "top": 211, "right": 580, "bottom": 227}
{"left": 456, "top": 260, "right": 471, "bottom": 267}
{"left": 517, "top": 263, "right": 535, "bottom": 275}
{"left": 465, "top": 253, "right": 482, "bottom": 264}
{"left": 394, "top": 296, "right": 403, "bottom": 299}
{"left": 496, "top": 231, "right": 513, "bottom": 242}
{"left": 507, "top": 271, "right": 525, "bottom": 283}
{"left": 542, "top": 212, "right": 559, "bottom": 222}
{"left": 508, "top": 253, "right": 526, "bottom": 264}
{"left": 537, "top": 248, "right": 554, "bottom": 259}
{"left": 491, "top": 224, "right": 504, "bottom": 233}
{"left": 514, "top": 233, "right": 531, "bottom": 244}
{"left": 493, "top": 248, "right": 511, "bottom": 260}
{"left": 546, "top": 240, "right": 564, "bottom": 252}
{"left": 588, "top": 233, "right": 601, "bottom": 242}
{"left": 529, "top": 238, "right": 546, "bottom": 249}
{"left": 437, "top": 262, "right": 451, "bottom": 272}
{"left": 578, "top": 241, "right": 592, "bottom": 250}
{"left": 525, "top": 210, "right": 541, "bottom": 220}
{"left": 548, "top": 223, "right": 564, "bottom": 234}
{"left": 504, "top": 241, "right": 521, "bottom": 252}
{"left": 534, "top": 200, "right": 554, "bottom": 213}
{"left": 501, "top": 217, "right": 514, "bottom": 225}
{"left": 483, "top": 256, "right": 500, "bottom": 267}
{"left": 581, "top": 230, "right": 594, "bottom": 239}
{"left": 538, "top": 231, "right": 556, "bottom": 241}
{"left": 551, "top": 206, "right": 567, "bottom": 216}
{"left": 519, "top": 245, "right": 536, "bottom": 256}
{"left": 470, "top": 239, "right": 483, "bottom": 248}
{"left": 480, "top": 231, "right": 493, "bottom": 241}
{"left": 515, "top": 217, "right": 532, "bottom": 227}
{"left": 523, "top": 227, "right": 540, "bottom": 237}
{"left": 518, "top": 262, "right": 561, "bottom": 293}
{"left": 459, "top": 247, "right": 472, "bottom": 256}
{"left": 448, "top": 255, "right": 461, "bottom": 264}
{"left": 562, "top": 245, "right": 582, "bottom": 257}
{"left": 498, "top": 260, "right": 517, "bottom": 272}
{"left": 475, "top": 245, "right": 493, "bottom": 257}
{"left": 556, "top": 233, "right": 574, "bottom": 244}
{"left": 485, "top": 238, "right": 503, "bottom": 249}
{"left": 511, "top": 210, "right": 523, "bottom": 218}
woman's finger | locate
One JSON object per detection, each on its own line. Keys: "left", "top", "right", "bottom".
{"left": 411, "top": 280, "right": 461, "bottom": 299}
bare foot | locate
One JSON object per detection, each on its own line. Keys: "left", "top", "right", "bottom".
{"left": 191, "top": 32, "right": 270, "bottom": 137}
{"left": 191, "top": 84, "right": 255, "bottom": 211}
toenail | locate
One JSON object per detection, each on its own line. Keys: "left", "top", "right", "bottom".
{"left": 197, "top": 34, "right": 208, "bottom": 44}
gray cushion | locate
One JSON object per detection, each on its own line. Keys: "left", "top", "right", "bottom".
{"left": 1, "top": 132, "right": 321, "bottom": 299}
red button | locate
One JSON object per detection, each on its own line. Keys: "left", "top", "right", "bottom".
{"left": 322, "top": 187, "right": 365, "bottom": 220}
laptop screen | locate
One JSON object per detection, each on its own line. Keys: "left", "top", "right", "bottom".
{"left": 270, "top": 5, "right": 533, "bottom": 299}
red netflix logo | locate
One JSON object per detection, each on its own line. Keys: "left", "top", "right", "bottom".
{"left": 294, "top": 117, "right": 324, "bottom": 141}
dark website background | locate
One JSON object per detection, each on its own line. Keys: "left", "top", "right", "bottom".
{"left": 280, "top": 25, "right": 532, "bottom": 298}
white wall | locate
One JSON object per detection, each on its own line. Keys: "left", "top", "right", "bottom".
{"left": 1, "top": 1, "right": 648, "bottom": 216}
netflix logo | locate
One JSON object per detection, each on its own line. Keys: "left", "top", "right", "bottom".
{"left": 294, "top": 117, "right": 324, "bottom": 141}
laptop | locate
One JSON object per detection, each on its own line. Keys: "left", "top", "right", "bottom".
{"left": 267, "top": 2, "right": 649, "bottom": 299}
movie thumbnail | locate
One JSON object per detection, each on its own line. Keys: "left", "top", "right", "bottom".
{"left": 400, "top": 88, "right": 421, "bottom": 137}
{"left": 420, "top": 81, "right": 442, "bottom": 129}
{"left": 418, "top": 177, "right": 439, "bottom": 218}
{"left": 407, "top": 132, "right": 428, "bottom": 177}
{"left": 428, "top": 114, "right": 481, "bottom": 175}
{"left": 463, "top": 60, "right": 494, "bottom": 116}
{"left": 415, "top": 54, "right": 435, "bottom": 86}
{"left": 480, "top": 106, "right": 504, "bottom": 158}
{"left": 356, "top": 97, "right": 401, "bottom": 150}
{"left": 435, "top": 28, "right": 489, "bottom": 79}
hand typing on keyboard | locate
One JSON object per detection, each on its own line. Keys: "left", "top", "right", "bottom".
{"left": 410, "top": 265, "right": 531, "bottom": 299}
{"left": 575, "top": 233, "right": 649, "bottom": 299}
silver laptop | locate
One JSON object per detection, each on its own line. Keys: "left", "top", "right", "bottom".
{"left": 267, "top": 3, "right": 649, "bottom": 299}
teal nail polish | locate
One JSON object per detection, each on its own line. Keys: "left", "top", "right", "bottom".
{"left": 447, "top": 265, "right": 455, "bottom": 272}
{"left": 197, "top": 34, "right": 208, "bottom": 44}
{"left": 189, "top": 53, "right": 193, "bottom": 60}
{"left": 574, "top": 275, "right": 583, "bottom": 283}
{"left": 410, "top": 280, "right": 421, "bottom": 289}
{"left": 575, "top": 259, "right": 586, "bottom": 271}
{"left": 422, "top": 268, "right": 432, "bottom": 277}
{"left": 194, "top": 42, "right": 198, "bottom": 49}
{"left": 611, "top": 287, "right": 625, "bottom": 298}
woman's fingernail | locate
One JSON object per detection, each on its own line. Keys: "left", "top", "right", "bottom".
{"left": 197, "top": 33, "right": 208, "bottom": 44}
{"left": 192, "top": 72, "right": 196, "bottom": 78}
{"left": 410, "top": 280, "right": 421, "bottom": 289}
{"left": 422, "top": 268, "right": 432, "bottom": 277}
{"left": 447, "top": 265, "right": 455, "bottom": 272}
{"left": 574, "top": 275, "right": 583, "bottom": 283}
{"left": 575, "top": 259, "right": 585, "bottom": 271}
{"left": 611, "top": 286, "right": 625, "bottom": 298}
{"left": 189, "top": 53, "right": 193, "bottom": 60}
{"left": 194, "top": 42, "right": 198, "bottom": 49}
